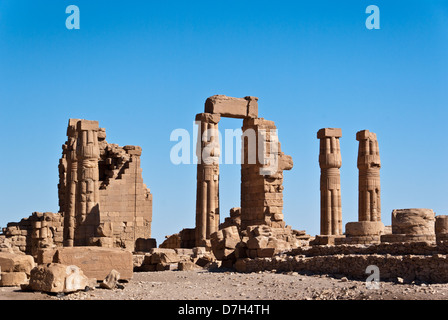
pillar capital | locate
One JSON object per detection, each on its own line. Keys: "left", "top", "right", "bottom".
{"left": 317, "top": 128, "right": 342, "bottom": 139}
{"left": 195, "top": 113, "right": 221, "bottom": 124}
{"left": 318, "top": 128, "right": 342, "bottom": 236}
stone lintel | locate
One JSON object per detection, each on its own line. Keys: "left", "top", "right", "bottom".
{"left": 205, "top": 95, "right": 258, "bottom": 119}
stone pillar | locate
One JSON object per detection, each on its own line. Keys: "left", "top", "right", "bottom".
{"left": 195, "top": 113, "right": 220, "bottom": 247}
{"left": 436, "top": 215, "right": 448, "bottom": 244}
{"left": 338, "top": 130, "right": 384, "bottom": 245}
{"left": 63, "top": 119, "right": 80, "bottom": 247}
{"left": 240, "top": 118, "right": 293, "bottom": 230}
{"left": 357, "top": 130, "right": 381, "bottom": 222}
{"left": 75, "top": 120, "right": 100, "bottom": 246}
{"left": 317, "top": 128, "right": 343, "bottom": 237}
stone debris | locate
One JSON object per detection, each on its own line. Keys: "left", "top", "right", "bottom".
{"left": 1, "top": 212, "right": 64, "bottom": 257}
{"left": 28, "top": 263, "right": 94, "bottom": 293}
{"left": 133, "top": 247, "right": 217, "bottom": 272}
{"left": 100, "top": 269, "right": 120, "bottom": 290}
{"left": 0, "top": 252, "right": 36, "bottom": 275}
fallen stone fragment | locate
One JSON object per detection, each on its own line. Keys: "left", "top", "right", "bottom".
{"left": 29, "top": 263, "right": 93, "bottom": 293}
{"left": 0, "top": 252, "right": 36, "bottom": 276}
{"left": 178, "top": 261, "right": 201, "bottom": 271}
{"left": 100, "top": 269, "right": 120, "bottom": 290}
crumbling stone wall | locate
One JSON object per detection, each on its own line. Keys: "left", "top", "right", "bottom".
{"left": 235, "top": 241, "right": 448, "bottom": 283}
{"left": 1, "top": 212, "right": 63, "bottom": 257}
{"left": 58, "top": 119, "right": 153, "bottom": 251}
{"left": 160, "top": 229, "right": 196, "bottom": 249}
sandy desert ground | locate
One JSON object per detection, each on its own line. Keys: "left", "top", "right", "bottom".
{"left": 1, "top": 269, "right": 448, "bottom": 301}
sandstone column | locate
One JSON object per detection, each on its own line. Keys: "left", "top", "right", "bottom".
{"left": 317, "top": 128, "right": 343, "bottom": 236}
{"left": 357, "top": 130, "right": 381, "bottom": 222}
{"left": 75, "top": 120, "right": 100, "bottom": 246}
{"left": 195, "top": 113, "right": 220, "bottom": 247}
{"left": 336, "top": 130, "right": 384, "bottom": 245}
{"left": 63, "top": 119, "right": 80, "bottom": 247}
{"left": 241, "top": 118, "right": 293, "bottom": 229}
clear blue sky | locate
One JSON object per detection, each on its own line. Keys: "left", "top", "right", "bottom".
{"left": 0, "top": 1, "right": 447, "bottom": 245}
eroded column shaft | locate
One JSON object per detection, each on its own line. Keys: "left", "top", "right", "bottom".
{"left": 195, "top": 113, "right": 220, "bottom": 247}
{"left": 318, "top": 128, "right": 343, "bottom": 236}
{"left": 357, "top": 130, "right": 381, "bottom": 222}
{"left": 75, "top": 120, "right": 100, "bottom": 246}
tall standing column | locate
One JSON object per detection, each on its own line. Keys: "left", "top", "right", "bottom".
{"left": 317, "top": 128, "right": 343, "bottom": 236}
{"left": 195, "top": 113, "right": 220, "bottom": 247}
{"left": 63, "top": 119, "right": 80, "bottom": 247}
{"left": 357, "top": 130, "right": 381, "bottom": 222}
{"left": 75, "top": 120, "right": 100, "bottom": 246}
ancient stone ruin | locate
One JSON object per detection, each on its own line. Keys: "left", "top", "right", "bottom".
{"left": 2, "top": 119, "right": 154, "bottom": 257}
{"left": 313, "top": 128, "right": 344, "bottom": 245}
{"left": 163, "top": 95, "right": 305, "bottom": 263}
{"left": 2, "top": 94, "right": 448, "bottom": 294}
{"left": 339, "top": 129, "right": 385, "bottom": 245}
{"left": 58, "top": 119, "right": 153, "bottom": 251}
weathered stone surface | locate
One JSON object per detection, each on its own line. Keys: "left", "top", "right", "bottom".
{"left": 204, "top": 95, "right": 258, "bottom": 119}
{"left": 96, "top": 222, "right": 113, "bottom": 237}
{"left": 317, "top": 128, "right": 342, "bottom": 139}
{"left": 345, "top": 221, "right": 384, "bottom": 237}
{"left": 220, "top": 208, "right": 242, "bottom": 230}
{"left": 310, "top": 235, "right": 345, "bottom": 246}
{"left": 37, "top": 248, "right": 57, "bottom": 264}
{"left": 58, "top": 119, "right": 153, "bottom": 251}
{"left": 234, "top": 253, "right": 448, "bottom": 283}
{"left": 178, "top": 261, "right": 201, "bottom": 271}
{"left": 150, "top": 251, "right": 180, "bottom": 264}
{"left": 53, "top": 247, "right": 133, "bottom": 280}
{"left": 436, "top": 216, "right": 448, "bottom": 234}
{"left": 100, "top": 269, "right": 120, "bottom": 290}
{"left": 29, "top": 263, "right": 91, "bottom": 293}
{"left": 0, "top": 252, "right": 35, "bottom": 275}
{"left": 159, "top": 234, "right": 181, "bottom": 249}
{"left": 2, "top": 212, "right": 64, "bottom": 256}
{"left": 195, "top": 113, "right": 220, "bottom": 247}
{"left": 392, "top": 209, "right": 435, "bottom": 235}
{"left": 0, "top": 272, "right": 28, "bottom": 287}
{"left": 240, "top": 117, "right": 292, "bottom": 229}
{"left": 135, "top": 238, "right": 157, "bottom": 252}
{"left": 210, "top": 226, "right": 240, "bottom": 261}
{"left": 317, "top": 128, "right": 342, "bottom": 236}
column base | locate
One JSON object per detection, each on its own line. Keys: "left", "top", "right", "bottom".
{"left": 310, "top": 235, "right": 346, "bottom": 246}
